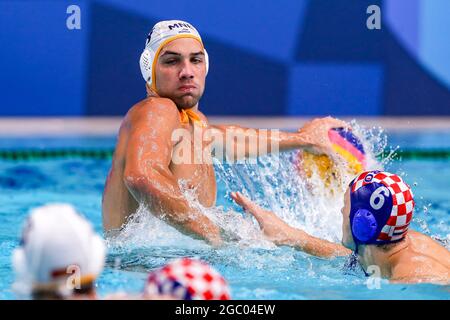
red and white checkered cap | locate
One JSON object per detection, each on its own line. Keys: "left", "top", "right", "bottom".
{"left": 350, "top": 171, "right": 415, "bottom": 242}
{"left": 144, "top": 258, "right": 231, "bottom": 300}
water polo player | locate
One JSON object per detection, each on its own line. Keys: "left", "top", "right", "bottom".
{"left": 12, "top": 204, "right": 106, "bottom": 299}
{"left": 231, "top": 170, "right": 450, "bottom": 284}
{"left": 102, "top": 19, "right": 350, "bottom": 245}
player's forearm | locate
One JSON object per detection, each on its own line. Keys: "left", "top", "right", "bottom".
{"left": 274, "top": 130, "right": 313, "bottom": 152}
{"left": 124, "top": 173, "right": 221, "bottom": 245}
{"left": 212, "top": 125, "right": 312, "bottom": 160}
{"left": 280, "top": 227, "right": 351, "bottom": 258}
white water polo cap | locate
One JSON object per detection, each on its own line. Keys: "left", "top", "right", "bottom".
{"left": 12, "top": 204, "right": 106, "bottom": 294}
{"left": 140, "top": 20, "right": 209, "bottom": 91}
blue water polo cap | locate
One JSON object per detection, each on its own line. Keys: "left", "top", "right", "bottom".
{"left": 349, "top": 170, "right": 414, "bottom": 245}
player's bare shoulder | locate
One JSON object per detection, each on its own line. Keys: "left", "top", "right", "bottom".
{"left": 408, "top": 231, "right": 450, "bottom": 267}
{"left": 391, "top": 255, "right": 450, "bottom": 284}
{"left": 127, "top": 97, "right": 180, "bottom": 124}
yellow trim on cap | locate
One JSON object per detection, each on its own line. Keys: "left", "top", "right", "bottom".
{"left": 77, "top": 274, "right": 97, "bottom": 286}
{"left": 151, "top": 34, "right": 204, "bottom": 92}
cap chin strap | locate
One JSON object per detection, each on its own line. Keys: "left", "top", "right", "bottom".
{"left": 179, "top": 108, "right": 207, "bottom": 128}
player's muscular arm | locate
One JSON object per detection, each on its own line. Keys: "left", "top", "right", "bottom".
{"left": 123, "top": 99, "right": 221, "bottom": 245}
{"left": 210, "top": 117, "right": 350, "bottom": 161}
{"left": 231, "top": 192, "right": 351, "bottom": 258}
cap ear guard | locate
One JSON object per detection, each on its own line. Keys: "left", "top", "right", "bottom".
{"left": 204, "top": 48, "right": 209, "bottom": 76}
{"left": 140, "top": 47, "right": 155, "bottom": 83}
{"left": 351, "top": 209, "right": 378, "bottom": 243}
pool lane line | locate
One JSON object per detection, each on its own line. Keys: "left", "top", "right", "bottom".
{"left": 380, "top": 149, "right": 450, "bottom": 160}
{"left": 0, "top": 148, "right": 450, "bottom": 161}
{"left": 0, "top": 149, "right": 114, "bottom": 160}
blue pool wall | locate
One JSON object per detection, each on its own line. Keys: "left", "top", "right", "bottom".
{"left": 1, "top": 0, "right": 450, "bottom": 116}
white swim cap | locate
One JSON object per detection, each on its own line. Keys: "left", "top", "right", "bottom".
{"left": 139, "top": 20, "right": 209, "bottom": 92}
{"left": 12, "top": 204, "right": 106, "bottom": 296}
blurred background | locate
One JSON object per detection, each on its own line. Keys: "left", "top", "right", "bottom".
{"left": 0, "top": 0, "right": 449, "bottom": 117}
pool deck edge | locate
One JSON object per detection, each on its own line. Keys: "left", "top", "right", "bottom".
{"left": 0, "top": 116, "right": 449, "bottom": 136}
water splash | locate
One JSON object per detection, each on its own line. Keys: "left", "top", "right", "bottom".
{"left": 107, "top": 121, "right": 391, "bottom": 272}
{"left": 106, "top": 203, "right": 209, "bottom": 250}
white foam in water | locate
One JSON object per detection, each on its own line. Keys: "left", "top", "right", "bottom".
{"left": 107, "top": 184, "right": 275, "bottom": 251}
{"left": 107, "top": 203, "right": 209, "bottom": 249}
{"left": 109, "top": 122, "right": 390, "bottom": 253}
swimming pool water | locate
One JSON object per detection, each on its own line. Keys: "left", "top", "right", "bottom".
{"left": 0, "top": 131, "right": 449, "bottom": 300}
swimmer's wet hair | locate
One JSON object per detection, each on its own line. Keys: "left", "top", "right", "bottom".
{"left": 32, "top": 289, "right": 64, "bottom": 300}
{"left": 31, "top": 281, "right": 95, "bottom": 300}
{"left": 376, "top": 237, "right": 406, "bottom": 251}
{"left": 74, "top": 281, "right": 96, "bottom": 295}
